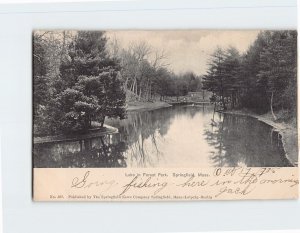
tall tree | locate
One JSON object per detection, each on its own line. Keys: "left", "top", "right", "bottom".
{"left": 257, "top": 30, "right": 297, "bottom": 119}
{"left": 33, "top": 33, "right": 49, "bottom": 115}
{"left": 202, "top": 47, "right": 228, "bottom": 110}
{"left": 222, "top": 47, "right": 241, "bottom": 108}
{"left": 55, "top": 31, "right": 126, "bottom": 133}
{"left": 203, "top": 30, "right": 297, "bottom": 121}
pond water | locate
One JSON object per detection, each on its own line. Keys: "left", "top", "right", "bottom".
{"left": 33, "top": 105, "right": 293, "bottom": 168}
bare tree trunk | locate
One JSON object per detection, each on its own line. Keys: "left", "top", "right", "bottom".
{"left": 270, "top": 91, "right": 277, "bottom": 120}
{"left": 135, "top": 81, "right": 138, "bottom": 96}
{"left": 138, "top": 86, "right": 142, "bottom": 101}
{"left": 149, "top": 82, "right": 152, "bottom": 101}
{"left": 130, "top": 79, "right": 135, "bottom": 93}
{"left": 124, "top": 76, "right": 129, "bottom": 90}
{"left": 145, "top": 79, "right": 149, "bottom": 101}
{"left": 101, "top": 116, "right": 105, "bottom": 128}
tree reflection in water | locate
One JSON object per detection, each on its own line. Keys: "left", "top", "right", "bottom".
{"left": 34, "top": 106, "right": 293, "bottom": 168}
{"left": 107, "top": 106, "right": 198, "bottom": 167}
{"left": 203, "top": 113, "right": 293, "bottom": 167}
{"left": 34, "top": 135, "right": 127, "bottom": 168}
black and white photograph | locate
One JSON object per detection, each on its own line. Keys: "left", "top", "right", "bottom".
{"left": 33, "top": 30, "right": 298, "bottom": 168}
{"left": 2, "top": 0, "right": 300, "bottom": 231}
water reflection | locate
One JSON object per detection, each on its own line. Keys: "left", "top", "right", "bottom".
{"left": 107, "top": 106, "right": 202, "bottom": 167}
{"left": 34, "top": 135, "right": 127, "bottom": 168}
{"left": 33, "top": 105, "right": 293, "bottom": 168}
{"left": 204, "top": 113, "right": 293, "bottom": 167}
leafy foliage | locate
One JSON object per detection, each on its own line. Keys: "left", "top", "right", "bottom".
{"left": 33, "top": 31, "right": 126, "bottom": 135}
{"left": 202, "top": 30, "right": 297, "bottom": 119}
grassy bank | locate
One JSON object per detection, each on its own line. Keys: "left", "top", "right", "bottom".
{"left": 222, "top": 109, "right": 298, "bottom": 167}
{"left": 126, "top": 101, "right": 171, "bottom": 112}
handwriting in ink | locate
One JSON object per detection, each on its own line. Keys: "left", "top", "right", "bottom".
{"left": 120, "top": 175, "right": 168, "bottom": 195}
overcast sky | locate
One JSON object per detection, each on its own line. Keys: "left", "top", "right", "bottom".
{"left": 106, "top": 30, "right": 260, "bottom": 75}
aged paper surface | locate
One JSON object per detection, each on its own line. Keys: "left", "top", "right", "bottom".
{"left": 34, "top": 168, "right": 298, "bottom": 201}
{"left": 33, "top": 30, "right": 298, "bottom": 201}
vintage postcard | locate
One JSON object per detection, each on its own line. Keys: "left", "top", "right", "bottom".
{"left": 33, "top": 30, "right": 298, "bottom": 201}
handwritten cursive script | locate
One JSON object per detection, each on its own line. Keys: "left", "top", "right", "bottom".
{"left": 66, "top": 167, "right": 298, "bottom": 200}
{"left": 71, "top": 171, "right": 117, "bottom": 191}
{"left": 120, "top": 175, "right": 168, "bottom": 195}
